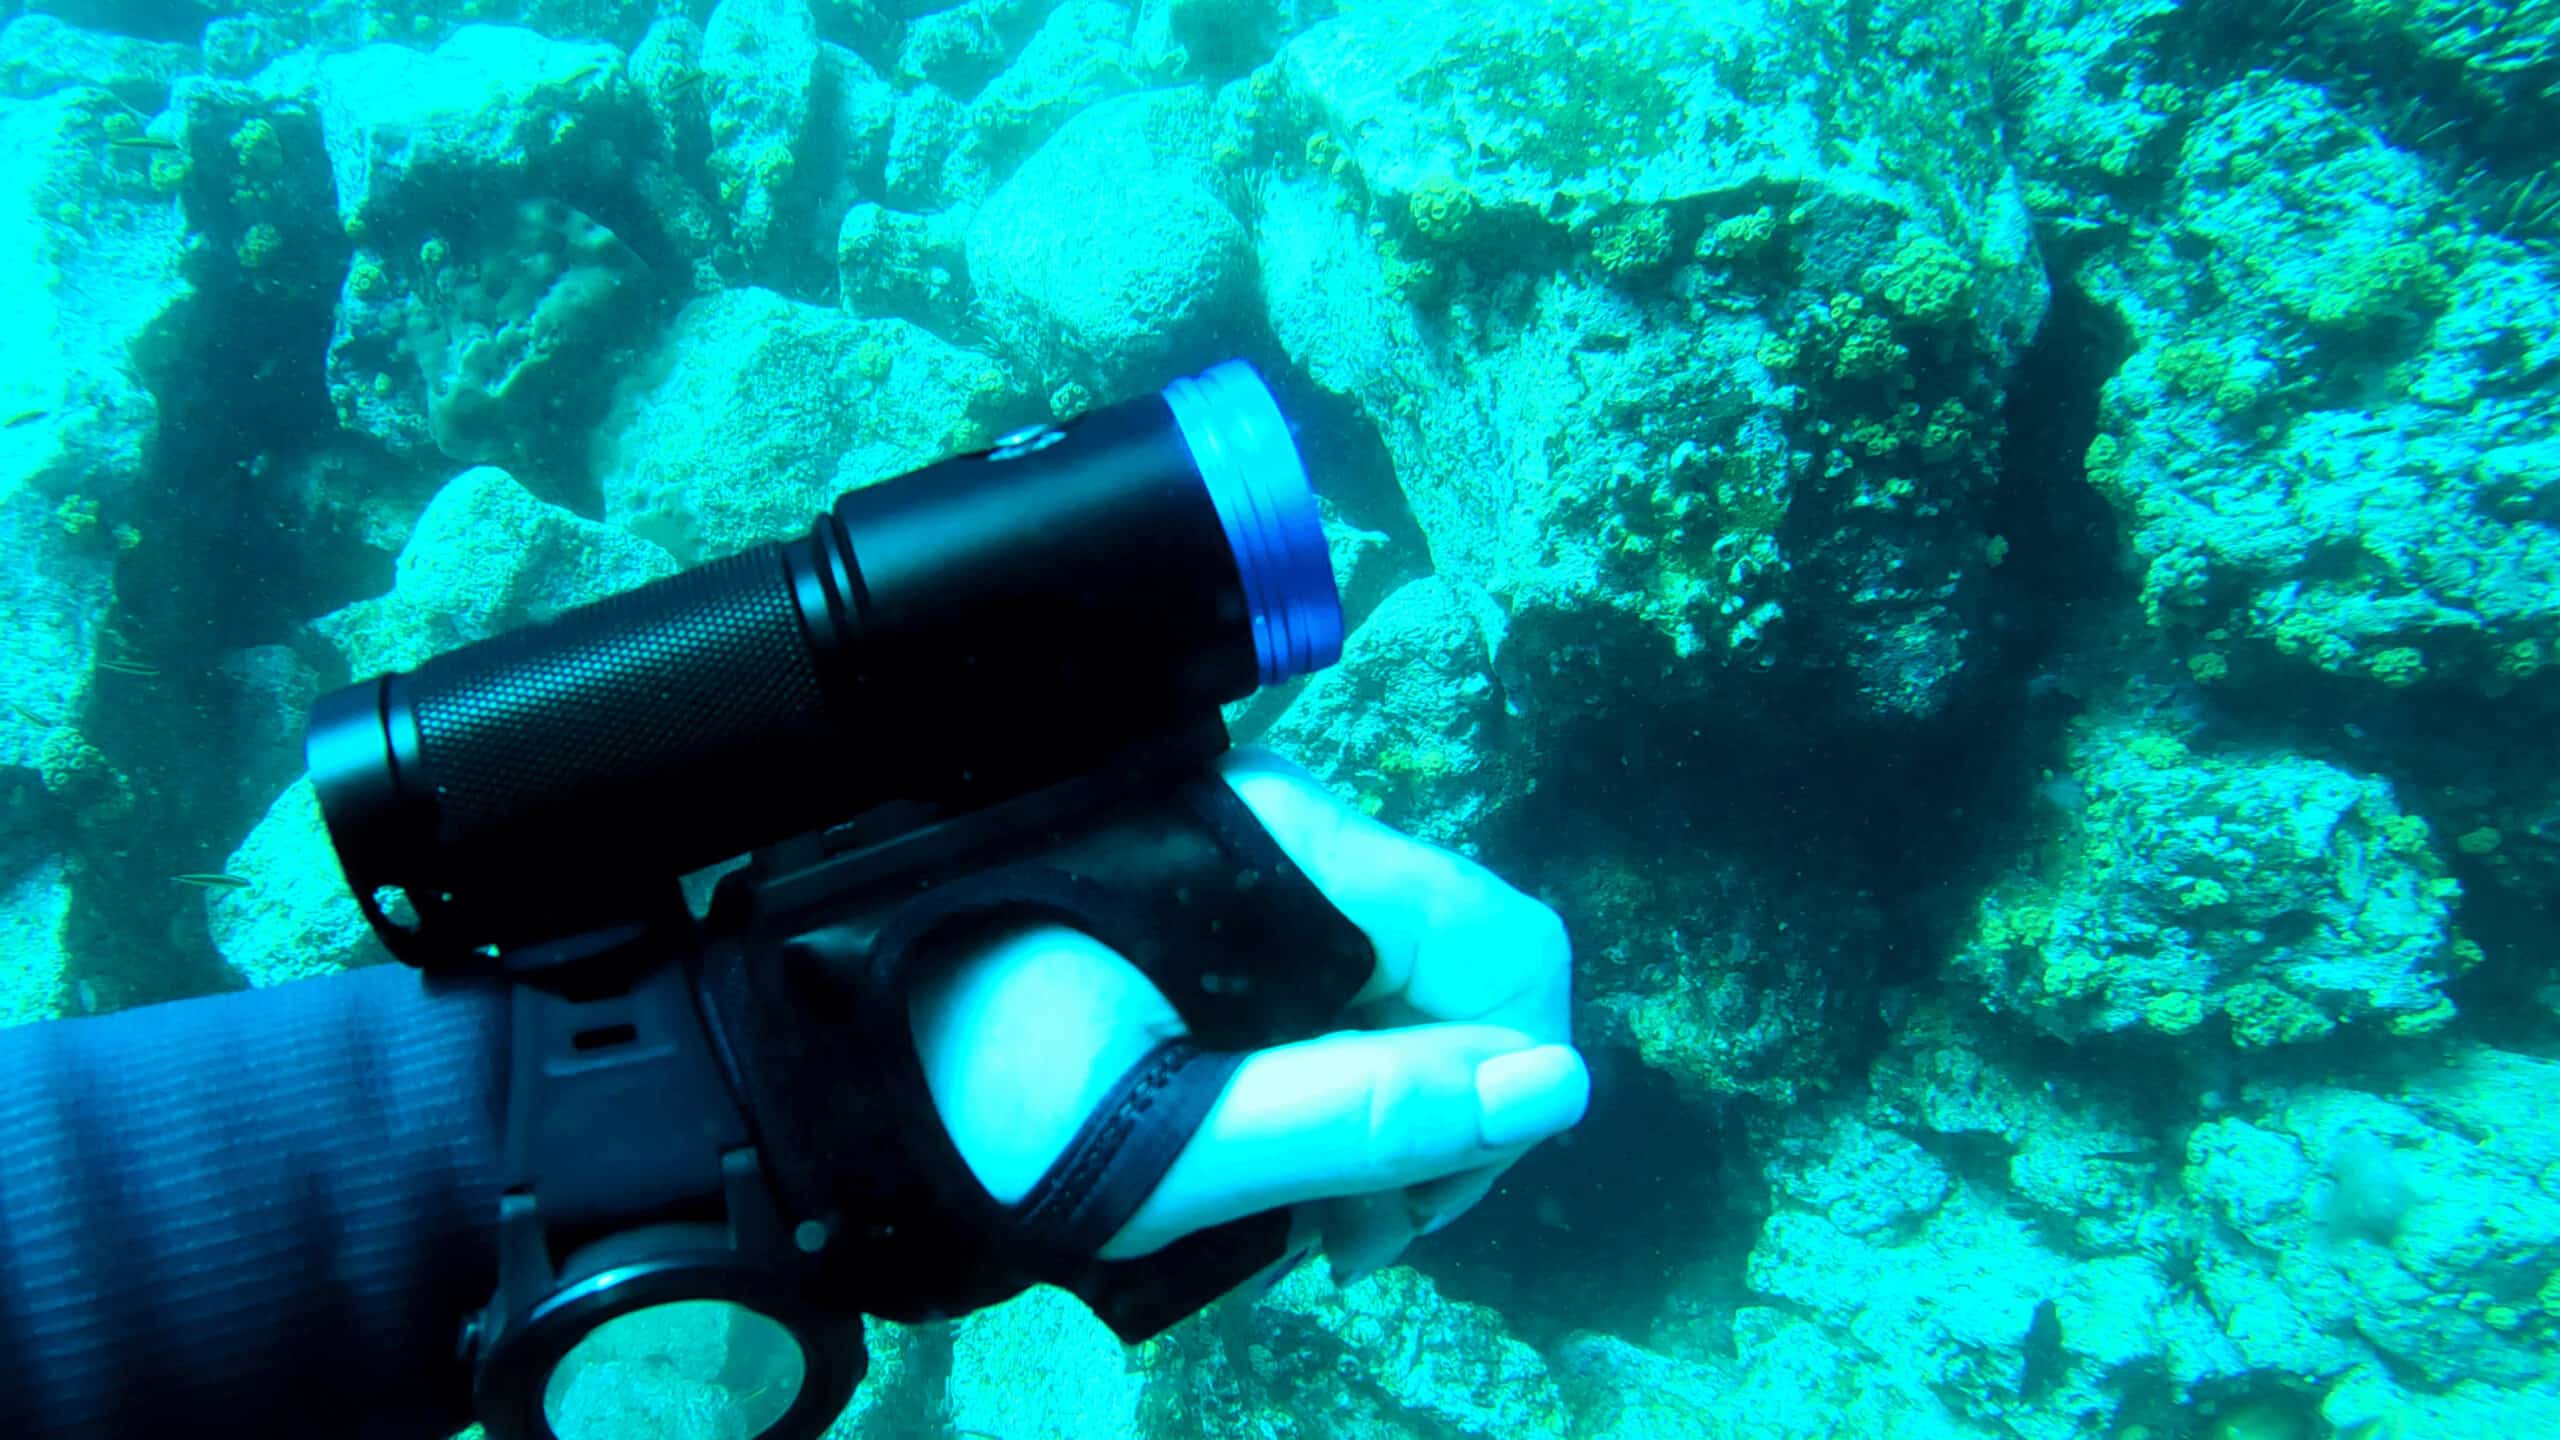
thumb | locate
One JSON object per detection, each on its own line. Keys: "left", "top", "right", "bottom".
{"left": 1100, "top": 1025, "right": 1589, "bottom": 1260}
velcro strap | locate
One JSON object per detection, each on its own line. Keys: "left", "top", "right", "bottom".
{"left": 1009, "top": 1039, "right": 1247, "bottom": 1263}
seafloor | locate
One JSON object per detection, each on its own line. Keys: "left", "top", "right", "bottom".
{"left": 2, "top": 1, "right": 2556, "bottom": 1438}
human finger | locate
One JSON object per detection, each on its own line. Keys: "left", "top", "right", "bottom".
{"left": 1100, "top": 1024, "right": 1587, "bottom": 1259}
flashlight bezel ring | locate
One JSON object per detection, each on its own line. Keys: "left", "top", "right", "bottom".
{"left": 475, "top": 1238, "right": 860, "bottom": 1440}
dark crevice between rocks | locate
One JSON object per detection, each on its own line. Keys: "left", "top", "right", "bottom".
{"left": 1408, "top": 1050, "right": 1759, "bottom": 1355}
{"left": 1418, "top": 275, "right": 2138, "bottom": 1348}
{"left": 66, "top": 142, "right": 363, "bottom": 1010}
{"left": 68, "top": 294, "right": 344, "bottom": 1010}
{"left": 1862, "top": 272, "right": 2136, "bottom": 983}
{"left": 1524, "top": 275, "right": 2135, "bottom": 994}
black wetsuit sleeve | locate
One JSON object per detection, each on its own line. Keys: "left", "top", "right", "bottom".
{"left": 0, "top": 964, "right": 506, "bottom": 1440}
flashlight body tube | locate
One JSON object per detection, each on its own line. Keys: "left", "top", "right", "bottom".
{"left": 306, "top": 364, "right": 1341, "bottom": 968}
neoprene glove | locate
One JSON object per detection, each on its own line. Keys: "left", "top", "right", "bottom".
{"left": 909, "top": 746, "right": 1589, "bottom": 1292}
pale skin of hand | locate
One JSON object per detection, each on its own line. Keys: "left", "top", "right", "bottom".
{"left": 907, "top": 746, "right": 1589, "bottom": 1284}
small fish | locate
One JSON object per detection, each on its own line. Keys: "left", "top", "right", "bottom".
{"left": 664, "top": 69, "right": 702, "bottom": 96}
{"left": 6, "top": 700, "right": 57, "bottom": 727}
{"left": 174, "top": 872, "right": 252, "bottom": 890}
{"left": 98, "top": 659, "right": 158, "bottom": 676}
{"left": 4, "top": 409, "right": 46, "bottom": 428}
{"left": 2084, "top": 1149, "right": 2155, "bottom": 1165}
{"left": 109, "top": 135, "right": 181, "bottom": 152}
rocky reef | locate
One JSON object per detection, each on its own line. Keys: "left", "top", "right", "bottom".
{"left": 2, "top": 1, "right": 2554, "bottom": 1437}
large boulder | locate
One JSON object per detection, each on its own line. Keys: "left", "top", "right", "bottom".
{"left": 227, "top": 465, "right": 690, "bottom": 989}
{"left": 2078, "top": 73, "right": 2560, "bottom": 698}
{"left": 266, "top": 26, "right": 675, "bottom": 472}
{"left": 208, "top": 780, "right": 386, "bottom": 990}
{"left": 942, "top": 1288, "right": 1144, "bottom": 1440}
{"left": 1953, "top": 695, "right": 2467, "bottom": 1049}
{"left": 1256, "top": 0, "right": 2045, "bottom": 724}
{"left": 702, "top": 0, "right": 817, "bottom": 270}
{"left": 313, "top": 465, "right": 680, "bottom": 678}
{"left": 965, "top": 87, "right": 1250, "bottom": 398}
{"left": 2182, "top": 1048, "right": 2560, "bottom": 1418}
{"left": 1257, "top": 576, "right": 1523, "bottom": 855}
{"left": 595, "top": 287, "right": 1018, "bottom": 564}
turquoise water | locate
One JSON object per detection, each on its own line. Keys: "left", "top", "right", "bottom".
{"left": 3, "top": 1, "right": 2556, "bottom": 1437}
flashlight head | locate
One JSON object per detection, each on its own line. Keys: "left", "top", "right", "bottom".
{"left": 1162, "top": 361, "right": 1344, "bottom": 688}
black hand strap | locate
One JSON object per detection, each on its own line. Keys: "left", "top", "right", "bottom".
{"left": 697, "top": 768, "right": 1373, "bottom": 1340}
{"left": 1012, "top": 1038, "right": 1242, "bottom": 1261}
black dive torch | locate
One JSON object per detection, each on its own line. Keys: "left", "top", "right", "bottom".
{"left": 296, "top": 361, "right": 1351, "bottom": 1440}
{"left": 305, "top": 360, "right": 1344, "bottom": 969}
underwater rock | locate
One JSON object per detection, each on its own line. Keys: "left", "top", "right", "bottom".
{"left": 896, "top": 0, "right": 1043, "bottom": 95}
{"left": 624, "top": 18, "right": 729, "bottom": 289}
{"left": 828, "top": 1315, "right": 922, "bottom": 1436}
{"left": 161, "top": 76, "right": 345, "bottom": 303}
{"left": 14, "top": 0, "right": 223, "bottom": 47}
{"left": 1252, "top": 1262, "right": 1570, "bottom": 1439}
{"left": 1257, "top": 0, "right": 2045, "bottom": 724}
{"left": 199, "top": 14, "right": 285, "bottom": 80}
{"left": 595, "top": 287, "right": 1017, "bottom": 564}
{"left": 208, "top": 779, "right": 389, "bottom": 989}
{"left": 1256, "top": 575, "right": 1524, "bottom": 853}
{"left": 883, "top": 80, "right": 990, "bottom": 212}
{"left": 629, "top": 16, "right": 706, "bottom": 145}
{"left": 703, "top": 0, "right": 819, "bottom": 270}
{"left": 0, "top": 14, "right": 198, "bottom": 112}
{"left": 0, "top": 87, "right": 186, "bottom": 799}
{"left": 944, "top": 1287, "right": 1144, "bottom": 1440}
{"left": 2321, "top": 1356, "right": 2560, "bottom": 1440}
{"left": 965, "top": 86, "right": 1248, "bottom": 398}
{"left": 1133, "top": 0, "right": 1302, "bottom": 78}
{"left": 2185, "top": 1047, "right": 2560, "bottom": 1396}
{"left": 312, "top": 465, "right": 679, "bottom": 679}
{"left": 211, "top": 644, "right": 321, "bottom": 840}
{"left": 1989, "top": 0, "right": 2186, "bottom": 261}
{"left": 969, "top": 0, "right": 1143, "bottom": 170}
{"left": 1769, "top": 1111, "right": 1952, "bottom": 1238}
{"left": 805, "top": 44, "right": 899, "bottom": 259}
{"left": 392, "top": 199, "right": 659, "bottom": 470}
{"left": 1747, "top": 1102, "right": 2242, "bottom": 1440}
{"left": 835, "top": 200, "right": 972, "bottom": 330}
{"left": 1866, "top": 1000, "right": 2173, "bottom": 1255}
{"left": 1953, "top": 702, "right": 2465, "bottom": 1048}
{"left": 1553, "top": 826, "right": 1886, "bottom": 1108}
{"left": 2080, "top": 73, "right": 2560, "bottom": 698}
{"left": 0, "top": 857, "right": 75, "bottom": 1028}
{"left": 273, "top": 26, "right": 678, "bottom": 465}
{"left": 272, "top": 24, "right": 635, "bottom": 238}
{"left": 638, "top": 5, "right": 898, "bottom": 289}
{"left": 1558, "top": 1321, "right": 1975, "bottom": 1440}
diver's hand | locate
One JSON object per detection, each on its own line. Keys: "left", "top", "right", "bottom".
{"left": 905, "top": 746, "right": 1588, "bottom": 1286}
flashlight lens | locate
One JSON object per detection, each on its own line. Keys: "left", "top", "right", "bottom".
{"left": 1162, "top": 360, "right": 1345, "bottom": 687}
{"left": 543, "top": 1300, "right": 805, "bottom": 1438}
